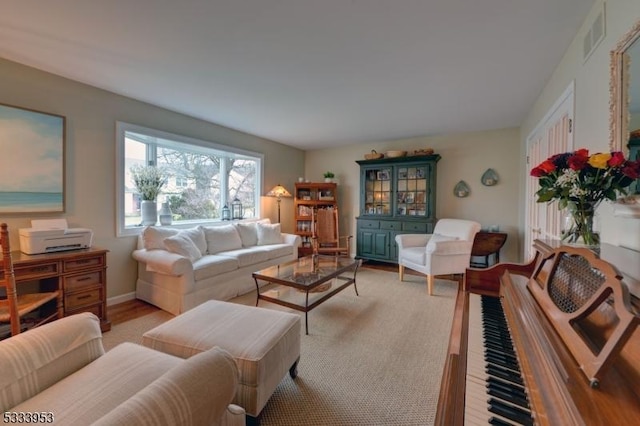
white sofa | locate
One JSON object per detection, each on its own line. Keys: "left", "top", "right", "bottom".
{"left": 133, "top": 220, "right": 301, "bottom": 315}
{"left": 0, "top": 312, "right": 245, "bottom": 426}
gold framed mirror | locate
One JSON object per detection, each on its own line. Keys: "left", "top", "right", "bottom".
{"left": 610, "top": 19, "right": 640, "bottom": 154}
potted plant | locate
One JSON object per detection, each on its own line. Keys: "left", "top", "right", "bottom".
{"left": 130, "top": 165, "right": 168, "bottom": 225}
{"left": 323, "top": 171, "right": 335, "bottom": 183}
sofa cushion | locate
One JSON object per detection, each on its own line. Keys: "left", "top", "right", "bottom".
{"left": 218, "top": 248, "right": 270, "bottom": 267}
{"left": 204, "top": 225, "right": 243, "bottom": 254}
{"left": 164, "top": 233, "right": 203, "bottom": 262}
{"left": 257, "top": 243, "right": 294, "bottom": 260}
{"left": 256, "top": 223, "right": 283, "bottom": 245}
{"left": 11, "top": 342, "right": 182, "bottom": 425}
{"left": 192, "top": 255, "right": 239, "bottom": 281}
{"left": 235, "top": 222, "right": 259, "bottom": 247}
{"left": 142, "top": 226, "right": 180, "bottom": 250}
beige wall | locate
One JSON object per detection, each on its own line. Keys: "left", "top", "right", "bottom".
{"left": 520, "top": 0, "right": 640, "bottom": 252}
{"left": 0, "top": 58, "right": 304, "bottom": 303}
{"left": 304, "top": 127, "right": 522, "bottom": 263}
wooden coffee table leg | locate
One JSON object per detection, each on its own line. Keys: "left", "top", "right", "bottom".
{"left": 305, "top": 290, "right": 310, "bottom": 334}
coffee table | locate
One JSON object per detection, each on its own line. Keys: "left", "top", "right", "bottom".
{"left": 252, "top": 255, "right": 361, "bottom": 334}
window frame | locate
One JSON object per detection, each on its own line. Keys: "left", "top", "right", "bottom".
{"left": 116, "top": 121, "right": 264, "bottom": 237}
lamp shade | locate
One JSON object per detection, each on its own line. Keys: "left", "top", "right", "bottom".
{"left": 266, "top": 184, "right": 292, "bottom": 198}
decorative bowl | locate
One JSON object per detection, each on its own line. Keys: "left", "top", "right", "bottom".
{"left": 413, "top": 148, "right": 434, "bottom": 156}
{"left": 364, "top": 149, "right": 384, "bottom": 160}
{"left": 385, "top": 150, "right": 407, "bottom": 158}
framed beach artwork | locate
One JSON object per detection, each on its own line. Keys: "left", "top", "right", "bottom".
{"left": 0, "top": 104, "right": 65, "bottom": 213}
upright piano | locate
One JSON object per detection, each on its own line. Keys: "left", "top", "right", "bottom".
{"left": 435, "top": 239, "right": 640, "bottom": 425}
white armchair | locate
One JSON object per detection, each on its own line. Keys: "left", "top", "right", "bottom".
{"left": 395, "top": 218, "right": 481, "bottom": 295}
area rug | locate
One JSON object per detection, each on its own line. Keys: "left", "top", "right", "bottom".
{"left": 103, "top": 268, "right": 458, "bottom": 425}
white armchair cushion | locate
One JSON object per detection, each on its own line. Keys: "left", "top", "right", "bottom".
{"left": 256, "top": 223, "right": 283, "bottom": 245}
{"left": 402, "top": 247, "right": 427, "bottom": 265}
{"left": 164, "top": 234, "right": 203, "bottom": 262}
{"left": 204, "top": 225, "right": 243, "bottom": 254}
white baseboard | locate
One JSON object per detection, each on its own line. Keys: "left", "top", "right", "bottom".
{"left": 107, "top": 292, "right": 136, "bottom": 306}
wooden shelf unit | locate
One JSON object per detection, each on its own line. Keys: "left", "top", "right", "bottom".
{"left": 294, "top": 182, "right": 338, "bottom": 256}
{"left": 1, "top": 247, "right": 111, "bottom": 333}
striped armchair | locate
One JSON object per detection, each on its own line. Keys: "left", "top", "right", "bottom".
{"left": 0, "top": 312, "right": 245, "bottom": 426}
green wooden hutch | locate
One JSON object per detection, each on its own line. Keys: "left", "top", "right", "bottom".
{"left": 355, "top": 154, "right": 440, "bottom": 263}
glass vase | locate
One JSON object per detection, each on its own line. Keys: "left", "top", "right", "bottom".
{"left": 562, "top": 201, "right": 600, "bottom": 248}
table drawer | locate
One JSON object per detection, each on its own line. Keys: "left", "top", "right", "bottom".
{"left": 66, "top": 302, "right": 104, "bottom": 319}
{"left": 12, "top": 262, "right": 60, "bottom": 280}
{"left": 63, "top": 255, "right": 104, "bottom": 272}
{"left": 65, "top": 271, "right": 103, "bottom": 292}
{"left": 402, "top": 222, "right": 428, "bottom": 232}
{"left": 358, "top": 220, "right": 380, "bottom": 229}
{"left": 380, "top": 221, "right": 400, "bottom": 230}
{"left": 65, "top": 288, "right": 103, "bottom": 310}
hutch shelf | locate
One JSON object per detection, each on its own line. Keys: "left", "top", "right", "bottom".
{"left": 356, "top": 154, "right": 440, "bottom": 263}
{"left": 294, "top": 182, "right": 338, "bottom": 257}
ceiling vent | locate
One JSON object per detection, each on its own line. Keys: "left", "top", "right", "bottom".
{"left": 583, "top": 3, "right": 606, "bottom": 63}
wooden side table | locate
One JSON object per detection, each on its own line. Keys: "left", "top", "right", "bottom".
{"left": 471, "top": 231, "right": 507, "bottom": 268}
{"left": 3, "top": 247, "right": 111, "bottom": 332}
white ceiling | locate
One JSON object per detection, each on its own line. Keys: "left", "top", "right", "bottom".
{"left": 0, "top": 0, "right": 595, "bottom": 150}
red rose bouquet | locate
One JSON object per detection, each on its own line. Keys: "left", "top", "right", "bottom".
{"left": 530, "top": 148, "right": 640, "bottom": 246}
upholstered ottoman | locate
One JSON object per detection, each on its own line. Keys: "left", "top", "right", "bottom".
{"left": 141, "top": 300, "right": 301, "bottom": 420}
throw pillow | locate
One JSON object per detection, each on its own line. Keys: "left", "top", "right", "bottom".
{"left": 235, "top": 222, "right": 258, "bottom": 247}
{"left": 163, "top": 234, "right": 203, "bottom": 262}
{"left": 178, "top": 226, "right": 207, "bottom": 255}
{"left": 142, "top": 226, "right": 179, "bottom": 250}
{"left": 256, "top": 223, "right": 282, "bottom": 246}
{"left": 204, "top": 224, "right": 243, "bottom": 254}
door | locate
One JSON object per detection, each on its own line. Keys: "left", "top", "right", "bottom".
{"left": 525, "top": 82, "right": 574, "bottom": 259}
{"left": 358, "top": 230, "right": 390, "bottom": 259}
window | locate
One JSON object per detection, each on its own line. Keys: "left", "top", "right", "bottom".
{"left": 116, "top": 122, "right": 263, "bottom": 236}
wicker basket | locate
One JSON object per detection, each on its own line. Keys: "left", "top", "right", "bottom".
{"left": 364, "top": 150, "right": 384, "bottom": 160}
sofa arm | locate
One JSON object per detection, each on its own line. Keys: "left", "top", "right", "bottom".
{"left": 132, "top": 248, "right": 194, "bottom": 276}
{"left": 93, "top": 347, "right": 239, "bottom": 426}
{"left": 282, "top": 232, "right": 302, "bottom": 247}
{"left": 0, "top": 313, "right": 104, "bottom": 412}
{"left": 426, "top": 240, "right": 473, "bottom": 255}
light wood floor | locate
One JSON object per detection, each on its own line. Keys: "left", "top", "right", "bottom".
{"left": 106, "top": 261, "right": 405, "bottom": 326}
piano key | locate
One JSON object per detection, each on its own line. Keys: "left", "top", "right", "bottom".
{"left": 488, "top": 398, "right": 534, "bottom": 426}
{"left": 465, "top": 294, "right": 534, "bottom": 425}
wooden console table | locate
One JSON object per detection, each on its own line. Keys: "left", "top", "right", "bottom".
{"left": 1, "top": 247, "right": 110, "bottom": 332}
{"left": 470, "top": 231, "right": 507, "bottom": 268}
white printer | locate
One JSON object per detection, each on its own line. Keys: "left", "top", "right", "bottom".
{"left": 19, "top": 219, "right": 93, "bottom": 255}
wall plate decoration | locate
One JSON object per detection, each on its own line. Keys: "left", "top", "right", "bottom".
{"left": 0, "top": 103, "right": 66, "bottom": 213}
{"left": 481, "top": 168, "right": 499, "bottom": 186}
{"left": 454, "top": 180, "right": 470, "bottom": 198}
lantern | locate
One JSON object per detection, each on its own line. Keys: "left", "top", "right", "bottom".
{"left": 221, "top": 204, "right": 231, "bottom": 221}
{"left": 231, "top": 197, "right": 243, "bottom": 220}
